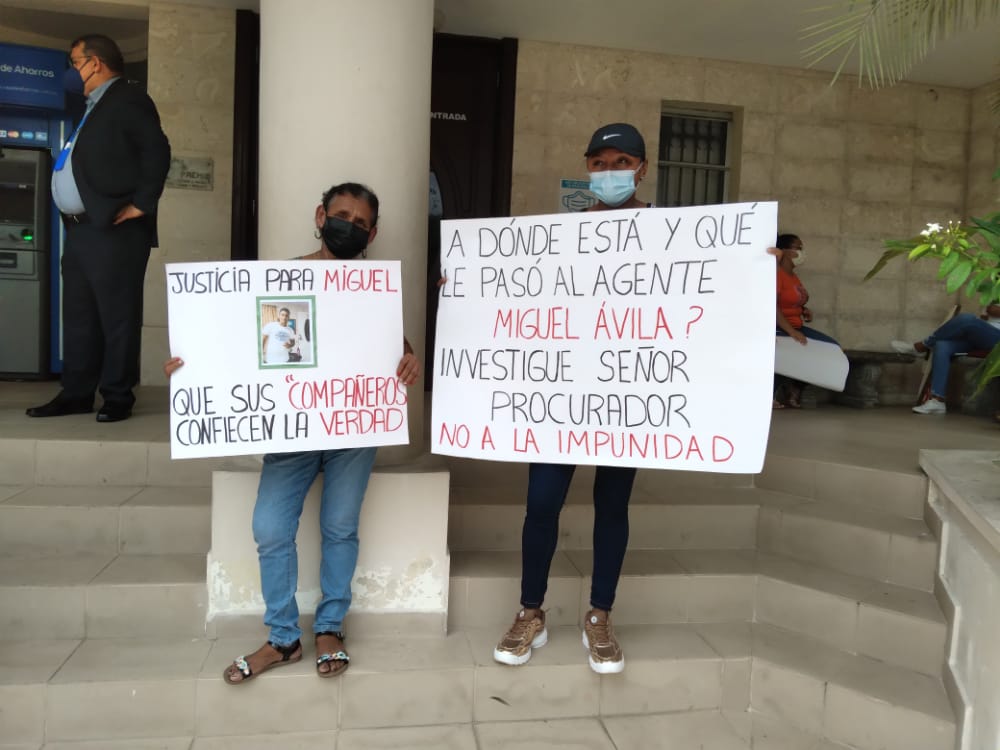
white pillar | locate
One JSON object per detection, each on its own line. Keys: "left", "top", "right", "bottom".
{"left": 258, "top": 0, "right": 434, "bottom": 457}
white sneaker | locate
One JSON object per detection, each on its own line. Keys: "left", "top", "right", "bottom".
{"left": 913, "top": 399, "right": 947, "bottom": 414}
{"left": 891, "top": 340, "right": 919, "bottom": 355}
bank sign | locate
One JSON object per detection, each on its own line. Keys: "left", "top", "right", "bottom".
{"left": 0, "top": 43, "right": 64, "bottom": 111}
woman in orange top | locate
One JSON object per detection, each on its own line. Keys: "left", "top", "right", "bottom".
{"left": 775, "top": 233, "right": 839, "bottom": 408}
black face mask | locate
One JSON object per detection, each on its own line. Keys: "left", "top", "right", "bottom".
{"left": 321, "top": 216, "right": 370, "bottom": 259}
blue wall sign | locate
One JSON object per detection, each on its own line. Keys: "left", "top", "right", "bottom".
{"left": 0, "top": 43, "right": 65, "bottom": 111}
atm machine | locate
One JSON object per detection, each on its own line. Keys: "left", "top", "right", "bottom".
{"left": 0, "top": 148, "right": 50, "bottom": 376}
{"left": 0, "top": 42, "right": 74, "bottom": 378}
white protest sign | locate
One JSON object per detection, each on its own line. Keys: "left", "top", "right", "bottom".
{"left": 432, "top": 202, "right": 777, "bottom": 473}
{"left": 166, "top": 260, "right": 408, "bottom": 459}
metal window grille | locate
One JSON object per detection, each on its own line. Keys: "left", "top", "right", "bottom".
{"left": 656, "top": 110, "right": 732, "bottom": 207}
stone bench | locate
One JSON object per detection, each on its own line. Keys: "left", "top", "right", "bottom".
{"left": 833, "top": 349, "right": 917, "bottom": 408}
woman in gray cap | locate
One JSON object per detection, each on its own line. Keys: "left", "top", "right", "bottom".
{"left": 492, "top": 122, "right": 650, "bottom": 675}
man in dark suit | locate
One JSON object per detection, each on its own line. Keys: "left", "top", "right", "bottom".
{"left": 28, "top": 34, "right": 170, "bottom": 423}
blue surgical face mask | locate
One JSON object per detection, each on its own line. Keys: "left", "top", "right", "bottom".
{"left": 589, "top": 169, "right": 638, "bottom": 207}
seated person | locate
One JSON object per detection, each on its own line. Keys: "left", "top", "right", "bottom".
{"left": 774, "top": 233, "right": 839, "bottom": 408}
{"left": 892, "top": 304, "right": 1000, "bottom": 414}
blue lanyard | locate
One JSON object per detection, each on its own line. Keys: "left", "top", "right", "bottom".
{"left": 53, "top": 107, "right": 93, "bottom": 172}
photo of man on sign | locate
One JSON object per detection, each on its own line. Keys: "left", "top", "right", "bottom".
{"left": 258, "top": 298, "right": 315, "bottom": 367}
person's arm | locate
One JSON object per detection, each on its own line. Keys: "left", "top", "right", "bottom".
{"left": 777, "top": 307, "right": 807, "bottom": 345}
{"left": 261, "top": 334, "right": 269, "bottom": 359}
{"left": 397, "top": 337, "right": 420, "bottom": 386}
{"left": 114, "top": 88, "right": 171, "bottom": 223}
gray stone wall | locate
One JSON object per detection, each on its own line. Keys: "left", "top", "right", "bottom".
{"left": 142, "top": 2, "right": 236, "bottom": 385}
{"left": 512, "top": 42, "right": 971, "bottom": 354}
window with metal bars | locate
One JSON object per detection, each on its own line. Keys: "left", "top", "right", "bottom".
{"left": 656, "top": 109, "right": 733, "bottom": 207}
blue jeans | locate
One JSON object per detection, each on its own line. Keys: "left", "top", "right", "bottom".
{"left": 520, "top": 462, "right": 636, "bottom": 612}
{"left": 252, "top": 447, "right": 377, "bottom": 646}
{"left": 775, "top": 325, "right": 840, "bottom": 345}
{"left": 925, "top": 313, "right": 1000, "bottom": 398}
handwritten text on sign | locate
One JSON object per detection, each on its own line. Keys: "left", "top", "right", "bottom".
{"left": 431, "top": 203, "right": 777, "bottom": 473}
{"left": 166, "top": 260, "right": 407, "bottom": 459}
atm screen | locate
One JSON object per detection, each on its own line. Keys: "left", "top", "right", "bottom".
{"left": 0, "top": 182, "right": 35, "bottom": 225}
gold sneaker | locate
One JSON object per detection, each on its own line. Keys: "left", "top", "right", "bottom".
{"left": 493, "top": 607, "right": 547, "bottom": 665}
{"left": 582, "top": 608, "right": 624, "bottom": 674}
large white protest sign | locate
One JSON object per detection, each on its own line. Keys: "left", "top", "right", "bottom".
{"left": 432, "top": 202, "right": 777, "bottom": 473}
{"left": 166, "top": 260, "right": 408, "bottom": 459}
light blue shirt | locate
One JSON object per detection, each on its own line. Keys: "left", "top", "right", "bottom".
{"left": 51, "top": 76, "right": 120, "bottom": 215}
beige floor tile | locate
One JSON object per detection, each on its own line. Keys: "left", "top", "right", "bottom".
{"left": 751, "top": 625, "right": 845, "bottom": 682}
{"left": 855, "top": 605, "right": 946, "bottom": 675}
{"left": 887, "top": 532, "right": 938, "bottom": 590}
{"left": 195, "top": 672, "right": 339, "bottom": 737}
{"left": 0, "top": 438, "right": 37, "bottom": 485}
{"left": 85, "top": 582, "right": 207, "bottom": 638}
{"left": 191, "top": 732, "right": 334, "bottom": 749}
{"left": 35, "top": 440, "right": 149, "bottom": 486}
{"left": 755, "top": 578, "right": 859, "bottom": 652}
{"left": 51, "top": 637, "right": 211, "bottom": 683}
{"left": 692, "top": 622, "right": 753, "bottom": 659}
{"left": 755, "top": 457, "right": 816, "bottom": 498}
{"left": 340, "top": 668, "right": 473, "bottom": 728}
{"left": 615, "top": 624, "right": 721, "bottom": 661}
{"left": 631, "top": 504, "right": 758, "bottom": 549}
{"left": 4, "top": 486, "right": 142, "bottom": 507}
{"left": 90, "top": 554, "right": 205, "bottom": 584}
{"left": 721, "top": 658, "right": 751, "bottom": 711}
{"left": 43, "top": 739, "right": 192, "bottom": 750}
{"left": 0, "top": 484, "right": 28, "bottom": 503}
{"left": 474, "top": 659, "right": 598, "bottom": 722}
{"left": 671, "top": 549, "right": 757, "bottom": 574}
{"left": 599, "top": 657, "right": 723, "bottom": 715}
{"left": 476, "top": 718, "right": 614, "bottom": 750}
{"left": 830, "top": 651, "right": 953, "bottom": 719}
{"left": 687, "top": 575, "right": 755, "bottom": 621}
{"left": 0, "top": 639, "right": 80, "bottom": 684}
{"left": 0, "top": 683, "right": 44, "bottom": 743}
{"left": 566, "top": 549, "right": 686, "bottom": 576}
{"left": 46, "top": 680, "right": 197, "bottom": 741}
{"left": 338, "top": 724, "right": 475, "bottom": 750}
{"left": 126, "top": 486, "right": 211, "bottom": 507}
{"left": 461, "top": 572, "right": 582, "bottom": 628}
{"left": 0, "top": 555, "right": 112, "bottom": 585}
{"left": 604, "top": 574, "right": 689, "bottom": 624}
{"left": 0, "top": 506, "right": 119, "bottom": 556}
{"left": 750, "top": 660, "right": 825, "bottom": 734}
{"left": 119, "top": 504, "right": 211, "bottom": 554}
{"left": 813, "top": 461, "right": 926, "bottom": 518}
{"left": 0, "top": 587, "right": 86, "bottom": 639}
{"left": 603, "top": 709, "right": 750, "bottom": 750}
{"left": 0, "top": 743, "right": 40, "bottom": 750}
{"left": 747, "top": 713, "right": 823, "bottom": 750}
{"left": 824, "top": 684, "right": 955, "bottom": 750}
{"left": 345, "top": 631, "right": 473, "bottom": 672}
{"left": 775, "top": 512, "right": 892, "bottom": 581}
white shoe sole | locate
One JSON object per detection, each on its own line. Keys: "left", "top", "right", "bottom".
{"left": 582, "top": 630, "right": 624, "bottom": 674}
{"left": 493, "top": 628, "right": 547, "bottom": 666}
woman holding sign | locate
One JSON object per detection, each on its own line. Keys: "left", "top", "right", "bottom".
{"left": 167, "top": 182, "right": 420, "bottom": 684}
{"left": 492, "top": 123, "right": 651, "bottom": 675}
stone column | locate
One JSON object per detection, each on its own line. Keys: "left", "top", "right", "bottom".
{"left": 258, "top": 0, "right": 434, "bottom": 458}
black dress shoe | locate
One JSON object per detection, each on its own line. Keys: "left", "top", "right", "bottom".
{"left": 26, "top": 396, "right": 93, "bottom": 418}
{"left": 96, "top": 404, "right": 133, "bottom": 423}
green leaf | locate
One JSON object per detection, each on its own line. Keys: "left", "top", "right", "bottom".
{"left": 973, "top": 342, "right": 1000, "bottom": 395}
{"left": 946, "top": 260, "right": 974, "bottom": 293}
{"left": 908, "top": 243, "right": 933, "bottom": 260}
{"left": 937, "top": 252, "right": 962, "bottom": 278}
{"left": 864, "top": 247, "right": 907, "bottom": 281}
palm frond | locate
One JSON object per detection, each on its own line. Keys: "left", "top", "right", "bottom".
{"left": 802, "top": 0, "right": 998, "bottom": 88}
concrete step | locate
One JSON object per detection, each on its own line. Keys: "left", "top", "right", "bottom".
{"left": 449, "top": 549, "right": 945, "bottom": 676}
{"left": 0, "top": 485, "right": 211, "bottom": 557}
{"left": 0, "top": 436, "right": 256, "bottom": 489}
{"left": 748, "top": 623, "right": 955, "bottom": 750}
{"left": 448, "top": 485, "right": 793, "bottom": 552}
{"left": 0, "top": 625, "right": 951, "bottom": 750}
{"left": 758, "top": 500, "right": 938, "bottom": 590}
{"left": 756, "top": 455, "right": 928, "bottom": 519}
{"left": 0, "top": 554, "right": 206, "bottom": 640}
